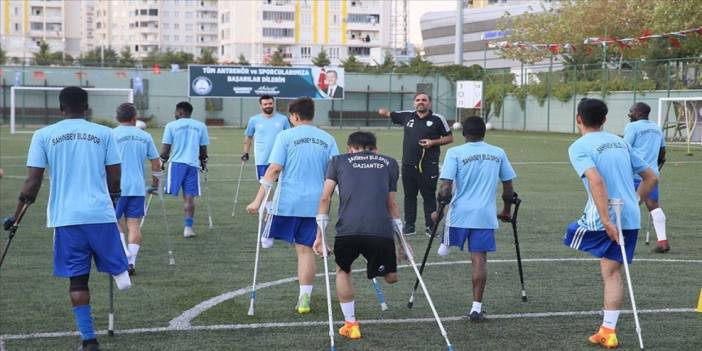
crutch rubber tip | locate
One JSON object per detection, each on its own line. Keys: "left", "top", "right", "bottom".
{"left": 447, "top": 346, "right": 454, "bottom": 351}
{"left": 169, "top": 258, "right": 175, "bottom": 265}
{"left": 330, "top": 347, "right": 337, "bottom": 351}
{"left": 108, "top": 330, "right": 114, "bottom": 337}
{"left": 381, "top": 303, "right": 389, "bottom": 311}
{"left": 407, "top": 302, "right": 414, "bottom": 309}
{"left": 522, "top": 296, "right": 528, "bottom": 302}
{"left": 247, "top": 307, "right": 255, "bottom": 316}
{"left": 645, "top": 241, "right": 649, "bottom": 245}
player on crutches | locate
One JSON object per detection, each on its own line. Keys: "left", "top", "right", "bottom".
{"left": 564, "top": 98, "right": 657, "bottom": 349}
{"left": 313, "top": 131, "right": 407, "bottom": 340}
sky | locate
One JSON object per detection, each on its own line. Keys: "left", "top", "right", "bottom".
{"left": 408, "top": 0, "right": 458, "bottom": 46}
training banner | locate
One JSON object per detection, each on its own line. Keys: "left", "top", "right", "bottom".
{"left": 188, "top": 64, "right": 345, "bottom": 99}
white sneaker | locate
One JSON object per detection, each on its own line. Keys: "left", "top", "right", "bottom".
{"left": 183, "top": 226, "right": 196, "bottom": 238}
{"left": 261, "top": 237, "right": 274, "bottom": 248}
{"left": 437, "top": 243, "right": 450, "bottom": 256}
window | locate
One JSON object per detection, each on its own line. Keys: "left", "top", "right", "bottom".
{"left": 332, "top": 14, "right": 338, "bottom": 26}
{"left": 32, "top": 7, "right": 42, "bottom": 16}
{"left": 262, "top": 28, "right": 294, "bottom": 38}
{"left": 174, "top": 35, "right": 180, "bottom": 41}
{"left": 14, "top": 23, "right": 19, "bottom": 32}
{"left": 148, "top": 9, "right": 158, "bottom": 16}
{"left": 329, "top": 47, "right": 339, "bottom": 59}
{"left": 163, "top": 35, "right": 170, "bottom": 41}
{"left": 301, "top": 13, "right": 311, "bottom": 26}
{"left": 349, "top": 47, "right": 370, "bottom": 56}
{"left": 186, "top": 35, "right": 193, "bottom": 42}
{"left": 163, "top": 11, "right": 170, "bottom": 17}
{"left": 300, "top": 46, "right": 311, "bottom": 58}
{"left": 186, "top": 24, "right": 193, "bottom": 30}
{"left": 162, "top": 23, "right": 170, "bottom": 29}
{"left": 174, "top": 11, "right": 179, "bottom": 17}
{"left": 174, "top": 23, "right": 180, "bottom": 29}
{"left": 300, "top": 0, "right": 312, "bottom": 8}
{"left": 347, "top": 14, "right": 379, "bottom": 24}
{"left": 30, "top": 22, "right": 44, "bottom": 31}
{"left": 185, "top": 12, "right": 193, "bottom": 19}
{"left": 221, "top": 12, "right": 230, "bottom": 23}
{"left": 262, "top": 11, "right": 294, "bottom": 21}
{"left": 140, "top": 9, "right": 147, "bottom": 15}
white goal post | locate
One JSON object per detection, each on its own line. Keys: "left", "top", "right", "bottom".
{"left": 657, "top": 97, "right": 702, "bottom": 155}
{"left": 10, "top": 86, "right": 134, "bottom": 134}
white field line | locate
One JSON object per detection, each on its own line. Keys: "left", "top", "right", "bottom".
{"left": 0, "top": 308, "right": 695, "bottom": 342}
{"left": 0, "top": 257, "right": 700, "bottom": 345}
{"left": 170, "top": 257, "right": 701, "bottom": 329}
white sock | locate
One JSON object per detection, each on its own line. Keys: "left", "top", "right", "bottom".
{"left": 470, "top": 301, "right": 482, "bottom": 313}
{"left": 119, "top": 233, "right": 131, "bottom": 259}
{"left": 128, "top": 244, "right": 140, "bottom": 266}
{"left": 340, "top": 301, "right": 356, "bottom": 322}
{"left": 602, "top": 310, "right": 620, "bottom": 329}
{"left": 650, "top": 208, "right": 667, "bottom": 241}
{"left": 299, "top": 285, "right": 313, "bottom": 297}
{"left": 261, "top": 237, "right": 274, "bottom": 248}
{"left": 113, "top": 271, "right": 132, "bottom": 290}
{"left": 437, "top": 243, "right": 450, "bottom": 256}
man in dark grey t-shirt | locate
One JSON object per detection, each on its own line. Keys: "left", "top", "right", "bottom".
{"left": 314, "top": 131, "right": 409, "bottom": 341}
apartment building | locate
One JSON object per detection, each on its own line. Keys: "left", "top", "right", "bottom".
{"left": 1, "top": 0, "right": 81, "bottom": 60}
{"left": 94, "top": 0, "right": 218, "bottom": 58}
{"left": 218, "top": 0, "right": 393, "bottom": 65}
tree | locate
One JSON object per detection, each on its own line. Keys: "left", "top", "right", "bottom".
{"left": 80, "top": 47, "right": 118, "bottom": 66}
{"left": 198, "top": 48, "right": 217, "bottom": 64}
{"left": 119, "top": 47, "right": 136, "bottom": 67}
{"left": 0, "top": 45, "right": 6, "bottom": 65}
{"left": 269, "top": 48, "right": 289, "bottom": 66}
{"left": 33, "top": 41, "right": 54, "bottom": 65}
{"left": 311, "top": 48, "right": 331, "bottom": 67}
{"left": 341, "top": 53, "right": 365, "bottom": 72}
{"left": 237, "top": 53, "right": 250, "bottom": 66}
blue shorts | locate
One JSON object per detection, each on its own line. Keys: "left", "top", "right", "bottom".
{"left": 115, "top": 196, "right": 146, "bottom": 219}
{"left": 265, "top": 215, "right": 317, "bottom": 247}
{"left": 256, "top": 165, "right": 269, "bottom": 180}
{"left": 53, "top": 223, "right": 129, "bottom": 277}
{"left": 443, "top": 227, "right": 496, "bottom": 253}
{"left": 564, "top": 221, "right": 638, "bottom": 264}
{"left": 166, "top": 162, "right": 200, "bottom": 196}
{"left": 634, "top": 179, "right": 659, "bottom": 201}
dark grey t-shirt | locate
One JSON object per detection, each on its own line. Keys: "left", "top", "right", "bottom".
{"left": 326, "top": 151, "right": 400, "bottom": 238}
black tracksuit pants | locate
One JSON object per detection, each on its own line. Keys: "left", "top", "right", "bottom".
{"left": 402, "top": 161, "right": 439, "bottom": 229}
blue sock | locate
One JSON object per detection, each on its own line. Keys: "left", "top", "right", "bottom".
{"left": 184, "top": 217, "right": 193, "bottom": 227}
{"left": 72, "top": 304, "right": 96, "bottom": 340}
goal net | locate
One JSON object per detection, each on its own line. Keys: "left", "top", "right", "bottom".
{"left": 9, "top": 86, "right": 134, "bottom": 134}
{"left": 657, "top": 97, "right": 702, "bottom": 154}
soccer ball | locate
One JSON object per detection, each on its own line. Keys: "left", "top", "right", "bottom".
{"left": 136, "top": 120, "right": 147, "bottom": 130}
{"left": 485, "top": 122, "right": 493, "bottom": 130}
{"left": 452, "top": 121, "right": 462, "bottom": 130}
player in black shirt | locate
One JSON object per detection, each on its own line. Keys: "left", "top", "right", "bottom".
{"left": 379, "top": 93, "right": 453, "bottom": 235}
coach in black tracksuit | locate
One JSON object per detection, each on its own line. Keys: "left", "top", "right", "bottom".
{"left": 379, "top": 93, "right": 453, "bottom": 235}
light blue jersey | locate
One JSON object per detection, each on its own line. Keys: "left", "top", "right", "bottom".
{"left": 623, "top": 119, "right": 665, "bottom": 180}
{"left": 112, "top": 125, "right": 159, "bottom": 196}
{"left": 568, "top": 131, "right": 649, "bottom": 231}
{"left": 440, "top": 141, "right": 516, "bottom": 229}
{"left": 26, "top": 118, "right": 121, "bottom": 227}
{"left": 269, "top": 125, "right": 339, "bottom": 217}
{"left": 162, "top": 118, "right": 209, "bottom": 168}
{"left": 245, "top": 113, "right": 290, "bottom": 165}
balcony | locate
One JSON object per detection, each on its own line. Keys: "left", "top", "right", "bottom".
{"left": 262, "top": 0, "right": 294, "bottom": 10}
{"left": 348, "top": 0, "right": 381, "bottom": 12}
{"left": 347, "top": 30, "right": 379, "bottom": 46}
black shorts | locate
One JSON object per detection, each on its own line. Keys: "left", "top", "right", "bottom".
{"left": 334, "top": 235, "right": 397, "bottom": 279}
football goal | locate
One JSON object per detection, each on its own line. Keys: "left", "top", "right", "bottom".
{"left": 657, "top": 97, "right": 702, "bottom": 155}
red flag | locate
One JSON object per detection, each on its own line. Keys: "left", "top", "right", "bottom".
{"left": 152, "top": 64, "right": 161, "bottom": 75}
{"left": 32, "top": 71, "right": 45, "bottom": 80}
{"left": 74, "top": 72, "right": 86, "bottom": 80}
{"left": 640, "top": 29, "right": 653, "bottom": 41}
{"left": 668, "top": 36, "right": 682, "bottom": 48}
{"left": 548, "top": 44, "right": 560, "bottom": 54}
{"left": 116, "top": 71, "right": 127, "bottom": 79}
{"left": 613, "top": 38, "right": 630, "bottom": 50}
{"left": 585, "top": 46, "right": 593, "bottom": 56}
{"left": 696, "top": 26, "right": 702, "bottom": 36}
